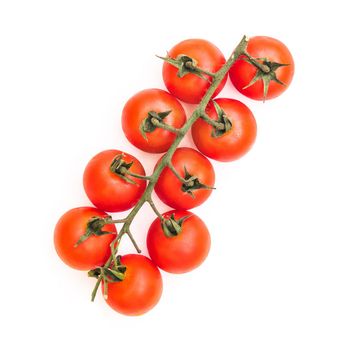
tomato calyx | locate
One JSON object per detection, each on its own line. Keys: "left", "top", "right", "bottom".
{"left": 110, "top": 154, "right": 137, "bottom": 185}
{"left": 88, "top": 265, "right": 125, "bottom": 282}
{"left": 181, "top": 166, "right": 215, "bottom": 198}
{"left": 139, "top": 110, "right": 172, "bottom": 140}
{"left": 210, "top": 101, "right": 232, "bottom": 138}
{"left": 88, "top": 256, "right": 126, "bottom": 299}
{"left": 158, "top": 54, "right": 211, "bottom": 80}
{"left": 243, "top": 53, "right": 290, "bottom": 101}
{"left": 88, "top": 256, "right": 126, "bottom": 281}
{"left": 162, "top": 213, "right": 191, "bottom": 237}
{"left": 74, "top": 215, "right": 114, "bottom": 247}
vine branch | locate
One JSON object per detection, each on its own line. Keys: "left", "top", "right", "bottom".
{"left": 147, "top": 198, "right": 164, "bottom": 220}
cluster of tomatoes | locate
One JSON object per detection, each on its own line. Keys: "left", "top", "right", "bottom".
{"left": 54, "top": 36, "right": 294, "bottom": 316}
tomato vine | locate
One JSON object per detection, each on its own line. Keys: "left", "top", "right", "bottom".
{"left": 54, "top": 34, "right": 294, "bottom": 315}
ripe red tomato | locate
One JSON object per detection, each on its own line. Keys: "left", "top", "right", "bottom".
{"left": 229, "top": 36, "right": 294, "bottom": 100}
{"left": 147, "top": 210, "right": 211, "bottom": 273}
{"left": 122, "top": 89, "right": 186, "bottom": 153}
{"left": 192, "top": 98, "right": 257, "bottom": 162}
{"left": 103, "top": 254, "right": 163, "bottom": 316}
{"left": 162, "top": 39, "right": 227, "bottom": 104}
{"left": 54, "top": 207, "right": 116, "bottom": 270}
{"left": 83, "top": 150, "right": 146, "bottom": 212}
{"left": 154, "top": 147, "right": 215, "bottom": 210}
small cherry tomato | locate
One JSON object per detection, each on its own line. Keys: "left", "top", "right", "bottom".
{"left": 83, "top": 150, "right": 146, "bottom": 212}
{"left": 162, "top": 39, "right": 226, "bottom": 104}
{"left": 154, "top": 147, "right": 215, "bottom": 210}
{"left": 192, "top": 98, "right": 257, "bottom": 162}
{"left": 229, "top": 36, "right": 294, "bottom": 100}
{"left": 122, "top": 88, "right": 186, "bottom": 153}
{"left": 147, "top": 210, "right": 211, "bottom": 274}
{"left": 54, "top": 207, "right": 116, "bottom": 270}
{"left": 103, "top": 254, "right": 163, "bottom": 316}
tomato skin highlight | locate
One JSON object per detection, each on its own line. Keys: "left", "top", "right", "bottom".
{"left": 229, "top": 36, "right": 294, "bottom": 100}
{"left": 162, "top": 39, "right": 227, "bottom": 104}
{"left": 83, "top": 150, "right": 146, "bottom": 212}
{"left": 192, "top": 98, "right": 257, "bottom": 162}
{"left": 54, "top": 207, "right": 116, "bottom": 270}
{"left": 122, "top": 89, "right": 186, "bottom": 153}
{"left": 154, "top": 147, "right": 215, "bottom": 210}
{"left": 147, "top": 210, "right": 211, "bottom": 274}
{"left": 103, "top": 254, "right": 163, "bottom": 316}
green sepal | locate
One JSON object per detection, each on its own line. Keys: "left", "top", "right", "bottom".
{"left": 183, "top": 166, "right": 196, "bottom": 182}
{"left": 74, "top": 216, "right": 113, "bottom": 247}
{"left": 243, "top": 57, "right": 289, "bottom": 101}
{"left": 158, "top": 110, "right": 173, "bottom": 119}
{"left": 139, "top": 122, "right": 148, "bottom": 140}
{"left": 140, "top": 110, "right": 172, "bottom": 140}
{"left": 157, "top": 54, "right": 206, "bottom": 80}
{"left": 211, "top": 101, "right": 232, "bottom": 138}
{"left": 161, "top": 213, "right": 192, "bottom": 237}
{"left": 87, "top": 257, "right": 126, "bottom": 283}
{"left": 104, "top": 256, "right": 126, "bottom": 283}
{"left": 181, "top": 166, "right": 215, "bottom": 197}
{"left": 178, "top": 214, "right": 192, "bottom": 226}
{"left": 74, "top": 231, "right": 91, "bottom": 247}
{"left": 110, "top": 154, "right": 137, "bottom": 185}
{"left": 114, "top": 255, "right": 126, "bottom": 273}
{"left": 116, "top": 265, "right": 127, "bottom": 274}
{"left": 88, "top": 267, "right": 102, "bottom": 279}
{"left": 103, "top": 268, "right": 125, "bottom": 283}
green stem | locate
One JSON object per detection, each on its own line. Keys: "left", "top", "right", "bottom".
{"left": 126, "top": 229, "right": 141, "bottom": 253}
{"left": 90, "top": 35, "right": 249, "bottom": 302}
{"left": 125, "top": 171, "right": 152, "bottom": 181}
{"left": 167, "top": 162, "right": 186, "bottom": 183}
{"left": 151, "top": 118, "right": 183, "bottom": 135}
{"left": 106, "top": 218, "right": 127, "bottom": 224}
{"left": 167, "top": 162, "right": 196, "bottom": 184}
{"left": 184, "top": 61, "right": 216, "bottom": 78}
{"left": 200, "top": 113, "right": 225, "bottom": 130}
{"left": 243, "top": 51, "right": 270, "bottom": 73}
{"left": 91, "top": 277, "right": 101, "bottom": 302}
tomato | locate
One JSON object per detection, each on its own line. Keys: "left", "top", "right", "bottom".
{"left": 122, "top": 89, "right": 186, "bottom": 153}
{"left": 192, "top": 98, "right": 257, "bottom": 162}
{"left": 147, "top": 210, "right": 210, "bottom": 274}
{"left": 83, "top": 150, "right": 146, "bottom": 212}
{"left": 154, "top": 147, "right": 215, "bottom": 210}
{"left": 162, "top": 39, "right": 227, "bottom": 104}
{"left": 103, "top": 254, "right": 163, "bottom": 316}
{"left": 229, "top": 36, "right": 294, "bottom": 100}
{"left": 54, "top": 207, "right": 116, "bottom": 270}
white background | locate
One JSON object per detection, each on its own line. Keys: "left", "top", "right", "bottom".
{"left": 1, "top": 1, "right": 341, "bottom": 349}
